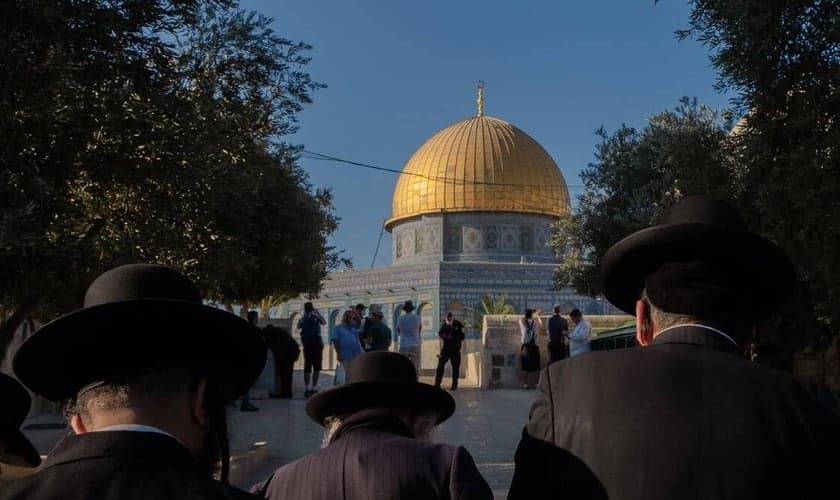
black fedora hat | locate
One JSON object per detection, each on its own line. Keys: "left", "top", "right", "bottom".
{"left": 13, "top": 264, "right": 266, "bottom": 402}
{"left": 0, "top": 373, "right": 40, "bottom": 468}
{"left": 601, "top": 196, "right": 795, "bottom": 319}
{"left": 306, "top": 351, "right": 455, "bottom": 426}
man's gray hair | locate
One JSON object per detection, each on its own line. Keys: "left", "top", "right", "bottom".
{"left": 641, "top": 288, "right": 750, "bottom": 342}
{"left": 322, "top": 407, "right": 437, "bottom": 447}
{"left": 63, "top": 366, "right": 198, "bottom": 426}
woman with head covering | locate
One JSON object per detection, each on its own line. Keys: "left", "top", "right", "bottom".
{"left": 519, "top": 308, "right": 542, "bottom": 389}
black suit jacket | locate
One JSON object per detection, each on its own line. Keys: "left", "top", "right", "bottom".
{"left": 0, "top": 431, "right": 257, "bottom": 500}
{"left": 508, "top": 325, "right": 840, "bottom": 500}
{"left": 439, "top": 320, "right": 466, "bottom": 353}
{"left": 252, "top": 414, "right": 493, "bottom": 500}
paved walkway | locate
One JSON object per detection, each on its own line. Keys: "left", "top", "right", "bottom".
{"left": 21, "top": 370, "right": 536, "bottom": 499}
{"left": 229, "top": 372, "right": 535, "bottom": 498}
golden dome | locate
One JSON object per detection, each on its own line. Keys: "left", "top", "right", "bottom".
{"left": 386, "top": 114, "right": 570, "bottom": 230}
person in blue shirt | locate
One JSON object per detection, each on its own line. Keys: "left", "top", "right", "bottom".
{"left": 330, "top": 310, "right": 364, "bottom": 384}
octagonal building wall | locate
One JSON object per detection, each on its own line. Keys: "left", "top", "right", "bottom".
{"left": 391, "top": 212, "right": 557, "bottom": 266}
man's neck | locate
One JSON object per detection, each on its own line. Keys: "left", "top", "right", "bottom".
{"left": 96, "top": 423, "right": 175, "bottom": 438}
{"left": 82, "top": 412, "right": 199, "bottom": 457}
{"left": 655, "top": 323, "right": 738, "bottom": 347}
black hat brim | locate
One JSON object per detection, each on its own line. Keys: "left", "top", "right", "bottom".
{"left": 0, "top": 422, "right": 40, "bottom": 468}
{"left": 601, "top": 222, "right": 795, "bottom": 319}
{"left": 306, "top": 380, "right": 455, "bottom": 427}
{"left": 13, "top": 300, "right": 266, "bottom": 402}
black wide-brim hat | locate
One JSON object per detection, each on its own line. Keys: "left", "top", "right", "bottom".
{"left": 601, "top": 196, "right": 795, "bottom": 319}
{"left": 13, "top": 264, "right": 266, "bottom": 402}
{"left": 0, "top": 373, "right": 40, "bottom": 468}
{"left": 307, "top": 351, "right": 455, "bottom": 426}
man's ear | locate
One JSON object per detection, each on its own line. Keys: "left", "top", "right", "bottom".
{"left": 635, "top": 299, "right": 654, "bottom": 347}
{"left": 190, "top": 378, "right": 209, "bottom": 430}
{"left": 70, "top": 414, "right": 88, "bottom": 435}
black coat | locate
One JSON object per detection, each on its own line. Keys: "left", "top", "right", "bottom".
{"left": 251, "top": 414, "right": 493, "bottom": 500}
{"left": 264, "top": 326, "right": 300, "bottom": 364}
{"left": 508, "top": 325, "right": 840, "bottom": 500}
{"left": 438, "top": 320, "right": 465, "bottom": 353}
{"left": 0, "top": 431, "right": 257, "bottom": 500}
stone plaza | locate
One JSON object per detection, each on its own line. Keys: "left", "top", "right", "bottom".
{"left": 20, "top": 369, "right": 535, "bottom": 500}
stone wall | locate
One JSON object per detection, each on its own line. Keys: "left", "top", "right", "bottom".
{"left": 481, "top": 314, "right": 550, "bottom": 389}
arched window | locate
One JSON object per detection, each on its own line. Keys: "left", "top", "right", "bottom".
{"left": 418, "top": 302, "right": 434, "bottom": 338}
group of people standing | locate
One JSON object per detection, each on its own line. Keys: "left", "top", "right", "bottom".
{"left": 519, "top": 306, "right": 592, "bottom": 389}
{"left": 257, "top": 298, "right": 451, "bottom": 399}
{"left": 296, "top": 300, "right": 399, "bottom": 392}
{"left": 264, "top": 295, "right": 612, "bottom": 401}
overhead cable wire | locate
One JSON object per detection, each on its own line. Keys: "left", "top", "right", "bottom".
{"left": 370, "top": 221, "right": 386, "bottom": 269}
{"left": 302, "top": 150, "right": 587, "bottom": 190}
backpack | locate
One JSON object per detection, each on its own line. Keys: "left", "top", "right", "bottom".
{"left": 524, "top": 319, "right": 537, "bottom": 345}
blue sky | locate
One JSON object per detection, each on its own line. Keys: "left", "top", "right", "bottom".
{"left": 240, "top": 0, "right": 731, "bottom": 269}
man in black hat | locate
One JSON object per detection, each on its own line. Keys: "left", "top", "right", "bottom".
{"left": 0, "top": 373, "right": 40, "bottom": 481}
{"left": 363, "top": 304, "right": 391, "bottom": 352}
{"left": 351, "top": 303, "right": 369, "bottom": 351}
{"left": 351, "top": 303, "right": 367, "bottom": 331}
{"left": 1, "top": 264, "right": 265, "bottom": 499}
{"left": 250, "top": 351, "right": 493, "bottom": 500}
{"left": 508, "top": 196, "right": 840, "bottom": 500}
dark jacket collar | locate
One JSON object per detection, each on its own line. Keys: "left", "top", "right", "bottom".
{"left": 43, "top": 430, "right": 199, "bottom": 471}
{"left": 651, "top": 324, "right": 742, "bottom": 355}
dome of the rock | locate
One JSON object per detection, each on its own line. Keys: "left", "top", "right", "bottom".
{"left": 386, "top": 114, "right": 570, "bottom": 230}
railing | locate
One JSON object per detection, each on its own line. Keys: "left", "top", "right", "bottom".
{"left": 590, "top": 325, "right": 637, "bottom": 351}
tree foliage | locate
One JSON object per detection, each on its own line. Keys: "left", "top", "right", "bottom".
{"left": 681, "top": 0, "right": 840, "bottom": 360}
{"left": 552, "top": 98, "right": 733, "bottom": 295}
{"left": 0, "top": 0, "right": 338, "bottom": 353}
{"left": 555, "top": 0, "right": 840, "bottom": 367}
{"left": 468, "top": 294, "right": 517, "bottom": 331}
{"left": 480, "top": 294, "right": 518, "bottom": 315}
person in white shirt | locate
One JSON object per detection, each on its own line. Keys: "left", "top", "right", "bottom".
{"left": 567, "top": 308, "right": 591, "bottom": 357}
{"left": 396, "top": 300, "right": 422, "bottom": 371}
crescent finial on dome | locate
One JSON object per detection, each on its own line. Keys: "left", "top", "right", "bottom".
{"left": 476, "top": 80, "right": 485, "bottom": 117}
